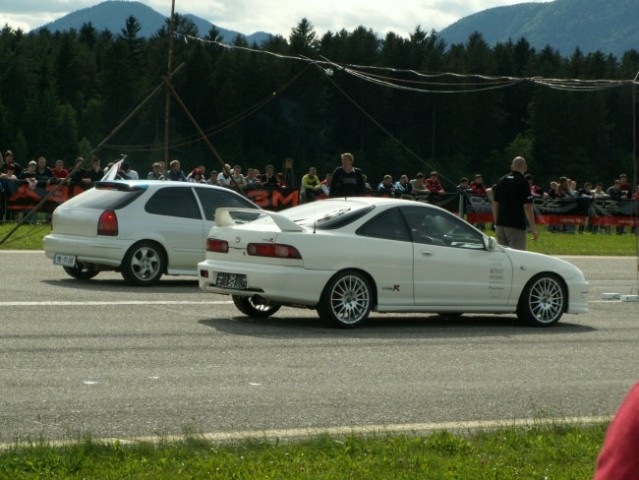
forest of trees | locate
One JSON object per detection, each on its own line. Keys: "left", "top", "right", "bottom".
{"left": 0, "top": 15, "right": 638, "bottom": 190}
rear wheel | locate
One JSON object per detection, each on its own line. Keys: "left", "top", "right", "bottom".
{"left": 517, "top": 273, "right": 566, "bottom": 326}
{"left": 232, "top": 295, "right": 281, "bottom": 317}
{"left": 317, "top": 270, "right": 372, "bottom": 328}
{"left": 121, "top": 241, "right": 165, "bottom": 286}
{"left": 63, "top": 264, "right": 98, "bottom": 280}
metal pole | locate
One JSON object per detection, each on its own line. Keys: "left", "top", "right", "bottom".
{"left": 164, "top": 0, "right": 176, "bottom": 166}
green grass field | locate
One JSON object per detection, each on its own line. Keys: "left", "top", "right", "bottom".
{"left": 2, "top": 223, "right": 637, "bottom": 256}
{"left": 0, "top": 424, "right": 608, "bottom": 479}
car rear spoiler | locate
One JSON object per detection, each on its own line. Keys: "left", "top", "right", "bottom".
{"left": 215, "top": 208, "right": 304, "bottom": 232}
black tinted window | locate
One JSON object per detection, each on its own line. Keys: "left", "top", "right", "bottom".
{"left": 71, "top": 187, "right": 144, "bottom": 210}
{"left": 195, "top": 187, "right": 256, "bottom": 221}
{"left": 145, "top": 187, "right": 201, "bottom": 219}
{"left": 357, "top": 207, "right": 410, "bottom": 241}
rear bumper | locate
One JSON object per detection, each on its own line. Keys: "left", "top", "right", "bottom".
{"left": 197, "top": 258, "right": 332, "bottom": 306}
{"left": 44, "top": 234, "right": 128, "bottom": 268}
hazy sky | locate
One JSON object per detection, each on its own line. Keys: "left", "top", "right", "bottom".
{"left": 1, "top": 0, "right": 554, "bottom": 37}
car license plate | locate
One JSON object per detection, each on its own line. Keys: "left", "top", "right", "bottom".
{"left": 53, "top": 254, "right": 77, "bottom": 267}
{"left": 215, "top": 272, "right": 247, "bottom": 290}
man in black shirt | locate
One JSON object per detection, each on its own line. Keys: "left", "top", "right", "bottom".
{"left": 492, "top": 156, "right": 540, "bottom": 250}
{"left": 328, "top": 152, "right": 365, "bottom": 198}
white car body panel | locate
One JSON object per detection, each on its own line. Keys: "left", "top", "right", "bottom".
{"left": 44, "top": 181, "right": 258, "bottom": 282}
{"left": 198, "top": 199, "right": 589, "bottom": 322}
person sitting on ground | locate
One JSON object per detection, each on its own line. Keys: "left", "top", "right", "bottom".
{"left": 301, "top": 166, "right": 323, "bottom": 202}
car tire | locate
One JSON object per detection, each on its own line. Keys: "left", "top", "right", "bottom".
{"left": 121, "top": 241, "right": 165, "bottom": 286}
{"left": 516, "top": 273, "right": 566, "bottom": 326}
{"left": 318, "top": 270, "right": 372, "bottom": 328}
{"left": 232, "top": 295, "right": 281, "bottom": 317}
{"left": 63, "top": 264, "right": 99, "bottom": 280}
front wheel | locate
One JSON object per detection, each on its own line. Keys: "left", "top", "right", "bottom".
{"left": 121, "top": 241, "right": 165, "bottom": 286}
{"left": 232, "top": 295, "right": 281, "bottom": 317}
{"left": 517, "top": 273, "right": 566, "bottom": 326}
{"left": 63, "top": 264, "right": 99, "bottom": 280}
{"left": 317, "top": 270, "right": 373, "bottom": 328}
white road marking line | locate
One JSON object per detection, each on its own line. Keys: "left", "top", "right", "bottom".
{"left": 0, "top": 300, "right": 233, "bottom": 306}
{"left": 0, "top": 415, "right": 612, "bottom": 450}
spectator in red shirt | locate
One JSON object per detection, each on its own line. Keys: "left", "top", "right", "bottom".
{"left": 470, "top": 173, "right": 487, "bottom": 196}
{"left": 425, "top": 171, "right": 445, "bottom": 195}
{"left": 51, "top": 159, "right": 69, "bottom": 181}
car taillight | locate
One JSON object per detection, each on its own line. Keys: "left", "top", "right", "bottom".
{"left": 247, "top": 243, "right": 301, "bottom": 259}
{"left": 206, "top": 238, "right": 229, "bottom": 253}
{"left": 97, "top": 210, "right": 118, "bottom": 236}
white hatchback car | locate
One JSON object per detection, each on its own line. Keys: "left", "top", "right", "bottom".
{"left": 44, "top": 180, "right": 259, "bottom": 285}
{"left": 198, "top": 197, "right": 589, "bottom": 328}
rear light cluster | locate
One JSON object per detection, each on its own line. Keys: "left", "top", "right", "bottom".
{"left": 205, "top": 239, "right": 301, "bottom": 259}
{"left": 97, "top": 210, "right": 118, "bottom": 236}
{"left": 247, "top": 243, "right": 301, "bottom": 259}
{"left": 206, "top": 239, "right": 229, "bottom": 253}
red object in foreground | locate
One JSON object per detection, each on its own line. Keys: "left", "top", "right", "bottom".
{"left": 593, "top": 382, "right": 639, "bottom": 480}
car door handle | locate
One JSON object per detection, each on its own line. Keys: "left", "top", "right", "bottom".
{"left": 421, "top": 250, "right": 434, "bottom": 256}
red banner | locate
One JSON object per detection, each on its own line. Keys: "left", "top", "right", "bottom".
{"left": 4, "top": 183, "right": 638, "bottom": 227}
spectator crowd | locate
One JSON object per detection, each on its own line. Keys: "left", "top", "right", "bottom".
{"left": 1, "top": 148, "right": 637, "bottom": 233}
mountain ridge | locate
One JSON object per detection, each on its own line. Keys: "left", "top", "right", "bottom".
{"left": 35, "top": 0, "right": 639, "bottom": 57}
{"left": 38, "top": 1, "right": 270, "bottom": 44}
{"left": 438, "top": 0, "right": 639, "bottom": 57}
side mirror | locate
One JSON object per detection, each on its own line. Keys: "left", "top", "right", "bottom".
{"left": 485, "top": 236, "right": 498, "bottom": 251}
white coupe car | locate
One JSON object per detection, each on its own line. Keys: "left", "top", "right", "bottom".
{"left": 198, "top": 197, "right": 589, "bottom": 328}
{"left": 44, "top": 180, "right": 259, "bottom": 285}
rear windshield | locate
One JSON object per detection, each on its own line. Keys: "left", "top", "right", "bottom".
{"left": 279, "top": 201, "right": 375, "bottom": 230}
{"left": 69, "top": 185, "right": 145, "bottom": 210}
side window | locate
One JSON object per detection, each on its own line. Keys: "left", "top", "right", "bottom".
{"left": 195, "top": 188, "right": 255, "bottom": 221}
{"left": 402, "top": 205, "right": 485, "bottom": 249}
{"left": 357, "top": 207, "right": 411, "bottom": 241}
{"left": 145, "top": 187, "right": 201, "bottom": 219}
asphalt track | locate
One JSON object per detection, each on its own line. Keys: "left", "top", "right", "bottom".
{"left": 1, "top": 251, "right": 638, "bottom": 443}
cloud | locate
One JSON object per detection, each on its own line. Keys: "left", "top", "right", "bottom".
{"left": 0, "top": 0, "right": 555, "bottom": 37}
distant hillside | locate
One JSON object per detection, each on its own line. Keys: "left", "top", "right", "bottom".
{"left": 38, "top": 1, "right": 270, "bottom": 44}
{"left": 439, "top": 0, "right": 639, "bottom": 58}
{"left": 36, "top": 0, "right": 638, "bottom": 58}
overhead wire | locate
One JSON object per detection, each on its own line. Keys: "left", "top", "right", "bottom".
{"left": 184, "top": 35, "right": 639, "bottom": 290}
